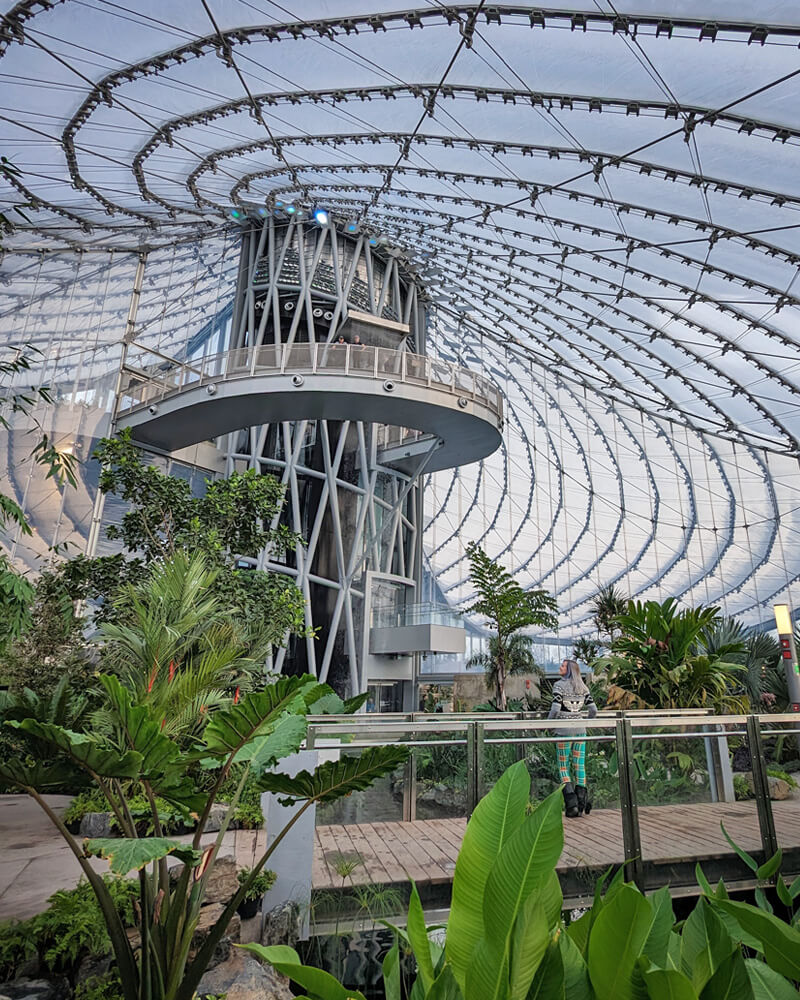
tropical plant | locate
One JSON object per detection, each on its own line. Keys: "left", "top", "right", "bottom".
{"left": 244, "top": 760, "right": 800, "bottom": 1000}
{"left": 53, "top": 428, "right": 309, "bottom": 649}
{"left": 0, "top": 551, "right": 404, "bottom": 1000}
{"left": 237, "top": 867, "right": 276, "bottom": 902}
{"left": 468, "top": 633, "right": 544, "bottom": 696}
{"left": 600, "top": 598, "right": 747, "bottom": 711}
{"left": 464, "top": 544, "right": 558, "bottom": 710}
{"left": 590, "top": 583, "right": 628, "bottom": 644}
{"left": 573, "top": 635, "right": 601, "bottom": 668}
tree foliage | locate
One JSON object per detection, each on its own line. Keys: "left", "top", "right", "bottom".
{"left": 600, "top": 598, "right": 748, "bottom": 711}
{"left": 464, "top": 543, "right": 558, "bottom": 710}
{"left": 50, "top": 429, "right": 310, "bottom": 648}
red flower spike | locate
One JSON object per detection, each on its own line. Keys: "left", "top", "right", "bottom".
{"left": 169, "top": 661, "right": 176, "bottom": 683}
{"left": 233, "top": 686, "right": 240, "bottom": 704}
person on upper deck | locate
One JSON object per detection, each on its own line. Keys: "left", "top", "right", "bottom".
{"left": 548, "top": 658, "right": 597, "bottom": 819}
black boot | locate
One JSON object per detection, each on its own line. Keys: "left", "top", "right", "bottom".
{"left": 562, "top": 782, "right": 579, "bottom": 818}
{"left": 575, "top": 785, "right": 592, "bottom": 816}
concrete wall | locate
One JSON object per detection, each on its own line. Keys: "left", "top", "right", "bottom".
{"left": 452, "top": 672, "right": 541, "bottom": 710}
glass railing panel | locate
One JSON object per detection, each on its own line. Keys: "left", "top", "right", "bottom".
{"left": 348, "top": 344, "right": 375, "bottom": 373}
{"left": 414, "top": 729, "right": 468, "bottom": 820}
{"left": 404, "top": 354, "right": 428, "bottom": 385}
{"left": 252, "top": 344, "right": 280, "bottom": 371}
{"left": 757, "top": 714, "right": 800, "bottom": 866}
{"left": 631, "top": 717, "right": 762, "bottom": 890}
{"left": 315, "top": 740, "right": 405, "bottom": 827}
{"left": 375, "top": 347, "right": 402, "bottom": 377}
{"left": 284, "top": 343, "right": 317, "bottom": 370}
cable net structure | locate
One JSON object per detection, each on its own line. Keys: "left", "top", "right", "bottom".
{"left": 2, "top": 1, "right": 800, "bottom": 641}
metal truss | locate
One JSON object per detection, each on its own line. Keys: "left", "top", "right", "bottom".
{"left": 223, "top": 216, "right": 429, "bottom": 691}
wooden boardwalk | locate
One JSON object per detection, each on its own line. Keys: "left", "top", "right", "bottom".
{"left": 313, "top": 799, "right": 800, "bottom": 891}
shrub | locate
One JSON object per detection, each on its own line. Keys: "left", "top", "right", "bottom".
{"left": 767, "top": 766, "right": 799, "bottom": 789}
{"left": 734, "top": 773, "right": 754, "bottom": 800}
{"left": 237, "top": 867, "right": 276, "bottom": 902}
{"left": 0, "top": 877, "right": 137, "bottom": 981}
{"left": 63, "top": 789, "right": 108, "bottom": 830}
{"left": 74, "top": 973, "right": 124, "bottom": 1000}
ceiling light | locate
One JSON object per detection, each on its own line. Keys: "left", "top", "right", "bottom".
{"left": 313, "top": 207, "right": 329, "bottom": 226}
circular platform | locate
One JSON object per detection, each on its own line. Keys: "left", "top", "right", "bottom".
{"left": 116, "top": 344, "right": 503, "bottom": 474}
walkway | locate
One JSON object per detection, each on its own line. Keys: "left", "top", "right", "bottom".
{"left": 313, "top": 799, "right": 800, "bottom": 893}
{"left": 0, "top": 796, "right": 265, "bottom": 921}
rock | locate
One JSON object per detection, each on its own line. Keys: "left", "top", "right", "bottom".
{"left": 75, "top": 954, "right": 112, "bottom": 984}
{"left": 188, "top": 903, "right": 241, "bottom": 971}
{"left": 0, "top": 980, "right": 69, "bottom": 1000}
{"left": 197, "top": 949, "right": 292, "bottom": 1000}
{"left": 203, "top": 803, "right": 230, "bottom": 834}
{"left": 79, "top": 812, "right": 113, "bottom": 838}
{"left": 203, "top": 855, "right": 239, "bottom": 905}
{"left": 740, "top": 773, "right": 793, "bottom": 800}
{"left": 261, "top": 900, "right": 301, "bottom": 948}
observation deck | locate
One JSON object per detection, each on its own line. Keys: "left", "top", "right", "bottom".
{"left": 115, "top": 344, "right": 503, "bottom": 474}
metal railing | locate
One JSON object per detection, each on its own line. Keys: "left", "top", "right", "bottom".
{"left": 117, "top": 343, "right": 503, "bottom": 421}
{"left": 305, "top": 711, "right": 800, "bottom": 891}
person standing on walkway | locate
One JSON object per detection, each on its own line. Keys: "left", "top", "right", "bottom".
{"left": 548, "top": 658, "right": 597, "bottom": 818}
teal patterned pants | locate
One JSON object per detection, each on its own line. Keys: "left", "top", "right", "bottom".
{"left": 557, "top": 740, "right": 586, "bottom": 786}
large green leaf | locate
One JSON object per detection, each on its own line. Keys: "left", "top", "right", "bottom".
{"left": 508, "top": 895, "right": 549, "bottom": 1000}
{"left": 98, "top": 675, "right": 181, "bottom": 780}
{"left": 202, "top": 676, "right": 316, "bottom": 755}
{"left": 234, "top": 713, "right": 308, "bottom": 772}
{"left": 566, "top": 909, "right": 592, "bottom": 959}
{"left": 383, "top": 941, "right": 401, "bottom": 1000}
{"left": 588, "top": 884, "right": 654, "bottom": 1000}
{"left": 446, "top": 759, "right": 530, "bottom": 992}
{"left": 8, "top": 720, "right": 142, "bottom": 779}
{"left": 643, "top": 887, "right": 675, "bottom": 968}
{"left": 527, "top": 938, "right": 565, "bottom": 1000}
{"left": 426, "top": 966, "right": 462, "bottom": 1000}
{"left": 406, "top": 882, "right": 435, "bottom": 993}
{"left": 466, "top": 789, "right": 563, "bottom": 1000}
{"left": 256, "top": 745, "right": 409, "bottom": 804}
{"left": 0, "top": 757, "right": 85, "bottom": 792}
{"left": 642, "top": 965, "right": 698, "bottom": 1000}
{"left": 744, "top": 959, "right": 798, "bottom": 1000}
{"left": 711, "top": 899, "right": 800, "bottom": 981}
{"left": 680, "top": 898, "right": 736, "bottom": 993}
{"left": 239, "top": 943, "right": 367, "bottom": 1000}
{"left": 698, "top": 949, "right": 753, "bottom": 1000}
{"left": 559, "top": 929, "right": 592, "bottom": 999}
{"left": 85, "top": 837, "right": 201, "bottom": 875}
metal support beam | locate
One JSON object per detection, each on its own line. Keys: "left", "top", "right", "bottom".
{"left": 615, "top": 719, "right": 643, "bottom": 888}
{"left": 746, "top": 714, "right": 779, "bottom": 861}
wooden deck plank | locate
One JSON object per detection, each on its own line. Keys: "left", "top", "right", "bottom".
{"left": 313, "top": 800, "right": 800, "bottom": 891}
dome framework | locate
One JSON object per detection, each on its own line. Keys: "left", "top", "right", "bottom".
{"left": 2, "top": 1, "right": 800, "bottom": 641}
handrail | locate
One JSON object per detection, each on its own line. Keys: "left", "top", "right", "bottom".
{"left": 117, "top": 342, "right": 503, "bottom": 421}
{"left": 306, "top": 711, "right": 800, "bottom": 885}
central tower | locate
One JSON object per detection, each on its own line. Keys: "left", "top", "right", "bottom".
{"left": 116, "top": 214, "right": 503, "bottom": 703}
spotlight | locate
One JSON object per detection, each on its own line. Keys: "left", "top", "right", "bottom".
{"left": 345, "top": 220, "right": 358, "bottom": 234}
{"left": 313, "top": 207, "right": 329, "bottom": 226}
{"left": 285, "top": 203, "right": 296, "bottom": 214}
{"left": 368, "top": 236, "right": 378, "bottom": 247}
{"left": 257, "top": 207, "right": 267, "bottom": 217}
{"left": 229, "top": 208, "right": 243, "bottom": 220}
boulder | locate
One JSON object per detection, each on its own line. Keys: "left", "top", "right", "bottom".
{"left": 79, "top": 812, "right": 113, "bottom": 838}
{"left": 197, "top": 949, "right": 292, "bottom": 1000}
{"left": 0, "top": 981, "right": 68, "bottom": 1000}
{"left": 188, "top": 903, "right": 241, "bottom": 970}
{"left": 741, "top": 773, "right": 793, "bottom": 800}
{"left": 203, "top": 855, "right": 239, "bottom": 905}
{"left": 261, "top": 900, "right": 301, "bottom": 948}
{"left": 203, "top": 803, "right": 230, "bottom": 834}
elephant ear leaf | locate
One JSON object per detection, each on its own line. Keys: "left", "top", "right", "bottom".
{"left": 202, "top": 675, "right": 317, "bottom": 755}
{"left": 98, "top": 674, "right": 180, "bottom": 780}
{"left": 8, "top": 720, "right": 142, "bottom": 779}
{"left": 235, "top": 714, "right": 308, "bottom": 772}
{"left": 0, "top": 757, "right": 84, "bottom": 792}
{"left": 256, "top": 746, "right": 408, "bottom": 804}
{"left": 85, "top": 838, "right": 201, "bottom": 876}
